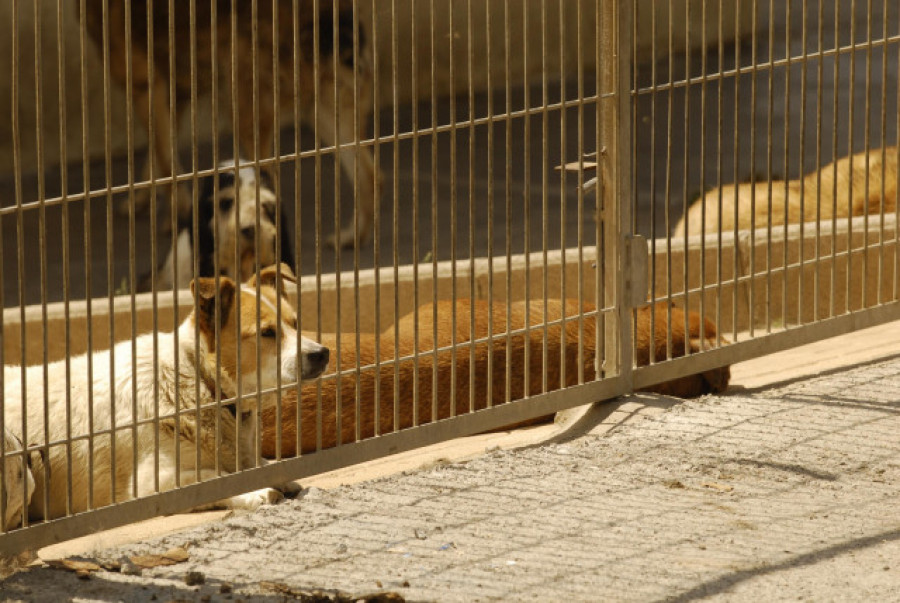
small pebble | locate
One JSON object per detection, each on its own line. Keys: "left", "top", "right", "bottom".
{"left": 220, "top": 583, "right": 233, "bottom": 593}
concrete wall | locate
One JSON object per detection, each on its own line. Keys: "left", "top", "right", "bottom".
{"left": 0, "top": 0, "right": 752, "bottom": 176}
{"left": 5, "top": 212, "right": 891, "bottom": 366}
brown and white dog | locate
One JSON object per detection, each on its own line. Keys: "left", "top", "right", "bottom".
{"left": 260, "top": 299, "right": 730, "bottom": 458}
{"left": 146, "top": 160, "right": 295, "bottom": 291}
{"left": 82, "top": 0, "right": 380, "bottom": 248}
{"left": 676, "top": 146, "right": 898, "bottom": 235}
{"left": 2, "top": 264, "right": 328, "bottom": 521}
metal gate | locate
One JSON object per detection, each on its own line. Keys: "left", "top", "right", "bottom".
{"left": 2, "top": 0, "right": 899, "bottom": 561}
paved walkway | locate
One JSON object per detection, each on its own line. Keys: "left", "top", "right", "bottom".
{"left": 3, "top": 348, "right": 900, "bottom": 601}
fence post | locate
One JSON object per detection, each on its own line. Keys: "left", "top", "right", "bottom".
{"left": 598, "top": 0, "right": 633, "bottom": 389}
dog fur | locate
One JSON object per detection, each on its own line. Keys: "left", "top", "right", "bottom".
{"left": 2, "top": 430, "right": 35, "bottom": 531}
{"left": 260, "top": 299, "right": 731, "bottom": 458}
{"left": 147, "top": 160, "right": 294, "bottom": 291}
{"left": 2, "top": 264, "right": 328, "bottom": 521}
{"left": 82, "top": 0, "right": 380, "bottom": 248}
{"left": 675, "top": 146, "right": 898, "bottom": 235}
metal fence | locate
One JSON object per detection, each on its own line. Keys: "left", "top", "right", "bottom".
{"left": 1, "top": 0, "right": 899, "bottom": 560}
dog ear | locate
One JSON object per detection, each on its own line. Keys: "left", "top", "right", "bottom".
{"left": 247, "top": 263, "right": 297, "bottom": 297}
{"left": 191, "top": 276, "right": 236, "bottom": 337}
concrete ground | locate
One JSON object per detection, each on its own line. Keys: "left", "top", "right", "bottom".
{"left": 3, "top": 319, "right": 900, "bottom": 601}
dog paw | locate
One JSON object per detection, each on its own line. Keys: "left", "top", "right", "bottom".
{"left": 276, "top": 480, "right": 303, "bottom": 499}
{"left": 228, "top": 487, "right": 284, "bottom": 510}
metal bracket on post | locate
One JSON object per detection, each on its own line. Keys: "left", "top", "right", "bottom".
{"left": 626, "top": 235, "right": 649, "bottom": 308}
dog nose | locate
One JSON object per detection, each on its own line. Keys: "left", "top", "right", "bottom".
{"left": 307, "top": 347, "right": 329, "bottom": 374}
{"left": 241, "top": 225, "right": 255, "bottom": 239}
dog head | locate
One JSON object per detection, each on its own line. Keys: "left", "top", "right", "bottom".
{"left": 2, "top": 430, "right": 35, "bottom": 531}
{"left": 190, "top": 264, "right": 329, "bottom": 408}
{"left": 196, "top": 160, "right": 282, "bottom": 284}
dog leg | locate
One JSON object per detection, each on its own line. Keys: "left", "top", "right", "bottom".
{"left": 316, "top": 91, "right": 380, "bottom": 249}
{"left": 139, "top": 458, "right": 285, "bottom": 512}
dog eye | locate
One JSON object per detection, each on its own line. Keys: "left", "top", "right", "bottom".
{"left": 260, "top": 326, "right": 277, "bottom": 338}
{"left": 219, "top": 197, "right": 234, "bottom": 213}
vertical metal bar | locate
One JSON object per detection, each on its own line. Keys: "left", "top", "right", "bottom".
{"left": 56, "top": 0, "right": 75, "bottom": 516}
{"left": 124, "top": 0, "right": 139, "bottom": 498}
{"left": 251, "top": 0, "right": 264, "bottom": 470}
{"left": 332, "top": 0, "right": 344, "bottom": 446}
{"left": 504, "top": 0, "right": 514, "bottom": 398}
{"left": 765, "top": 0, "right": 775, "bottom": 332}
{"left": 189, "top": 0, "right": 201, "bottom": 481}
{"left": 731, "top": 0, "right": 742, "bottom": 340}
{"left": 862, "top": 0, "right": 874, "bottom": 310}
{"left": 680, "top": 0, "right": 692, "bottom": 349}
{"left": 313, "top": 0, "right": 324, "bottom": 453}
{"left": 351, "top": 0, "right": 362, "bottom": 443}
{"left": 647, "top": 0, "right": 658, "bottom": 361}
{"left": 556, "top": 0, "right": 567, "bottom": 388}
{"left": 211, "top": 0, "right": 223, "bottom": 476}
{"left": 523, "top": 1, "right": 532, "bottom": 390}
{"left": 798, "top": 0, "right": 809, "bottom": 327}
{"left": 697, "top": 0, "right": 708, "bottom": 350}
{"left": 486, "top": 0, "right": 495, "bottom": 410}
{"left": 292, "top": 0, "right": 303, "bottom": 457}
{"left": 391, "top": 0, "right": 401, "bottom": 431}
{"left": 101, "top": 0, "right": 119, "bottom": 503}
{"left": 664, "top": 0, "right": 674, "bottom": 358}
{"left": 148, "top": 0, "right": 162, "bottom": 493}
{"left": 877, "top": 0, "right": 888, "bottom": 305}
{"left": 371, "top": 0, "right": 382, "bottom": 436}
{"left": 467, "top": 0, "right": 476, "bottom": 412}
{"left": 814, "top": 0, "right": 825, "bottom": 324}
{"left": 14, "top": 0, "right": 31, "bottom": 521}
{"left": 33, "top": 0, "right": 53, "bottom": 518}
{"left": 81, "top": 0, "right": 98, "bottom": 505}
{"left": 714, "top": 0, "right": 723, "bottom": 342}
{"left": 448, "top": 0, "right": 458, "bottom": 419}
{"left": 846, "top": 0, "right": 857, "bottom": 313}
{"left": 830, "top": 0, "right": 841, "bottom": 317}
{"left": 430, "top": 0, "right": 439, "bottom": 421}
{"left": 749, "top": 0, "right": 758, "bottom": 337}
{"left": 411, "top": 0, "right": 420, "bottom": 427}
{"left": 230, "top": 0, "right": 243, "bottom": 468}
{"left": 540, "top": 0, "right": 548, "bottom": 393}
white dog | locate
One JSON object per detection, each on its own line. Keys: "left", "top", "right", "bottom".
{"left": 3, "top": 264, "right": 328, "bottom": 521}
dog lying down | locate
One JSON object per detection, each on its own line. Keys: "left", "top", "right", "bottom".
{"left": 676, "top": 146, "right": 898, "bottom": 236}
{"left": 260, "top": 300, "right": 730, "bottom": 458}
{"left": 145, "top": 160, "right": 294, "bottom": 292}
{"left": 2, "top": 264, "right": 328, "bottom": 523}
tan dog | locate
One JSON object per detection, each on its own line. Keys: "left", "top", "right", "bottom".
{"left": 675, "top": 146, "right": 898, "bottom": 235}
{"left": 82, "top": 0, "right": 380, "bottom": 248}
{"left": 2, "top": 430, "right": 35, "bottom": 531}
{"left": 260, "top": 300, "right": 730, "bottom": 458}
{"left": 2, "top": 265, "right": 328, "bottom": 521}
